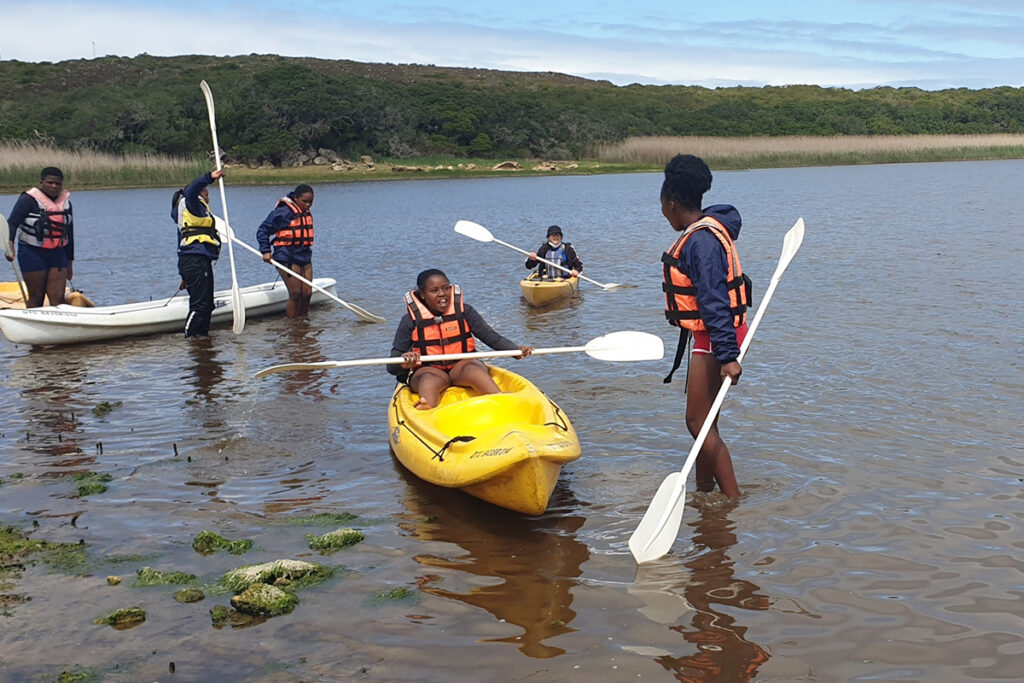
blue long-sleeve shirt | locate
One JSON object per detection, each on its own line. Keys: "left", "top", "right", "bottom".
{"left": 255, "top": 193, "right": 312, "bottom": 259}
{"left": 675, "top": 204, "right": 745, "bottom": 364}
{"left": 171, "top": 172, "right": 220, "bottom": 260}
{"left": 7, "top": 191, "right": 75, "bottom": 261}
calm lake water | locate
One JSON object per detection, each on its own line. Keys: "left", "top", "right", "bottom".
{"left": 2, "top": 160, "right": 1023, "bottom": 682}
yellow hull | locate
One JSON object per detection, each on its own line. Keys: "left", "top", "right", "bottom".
{"left": 519, "top": 273, "right": 577, "bottom": 307}
{"left": 0, "top": 281, "right": 94, "bottom": 310}
{"left": 388, "top": 365, "right": 581, "bottom": 515}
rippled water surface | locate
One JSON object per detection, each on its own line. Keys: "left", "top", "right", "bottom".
{"left": 2, "top": 161, "right": 1023, "bottom": 682}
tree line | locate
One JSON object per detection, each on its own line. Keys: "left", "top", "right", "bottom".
{"left": 2, "top": 54, "right": 1023, "bottom": 164}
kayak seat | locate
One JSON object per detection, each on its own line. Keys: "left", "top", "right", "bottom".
{"left": 432, "top": 392, "right": 542, "bottom": 435}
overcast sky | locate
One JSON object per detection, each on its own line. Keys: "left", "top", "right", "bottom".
{"left": 1, "top": 0, "right": 1022, "bottom": 89}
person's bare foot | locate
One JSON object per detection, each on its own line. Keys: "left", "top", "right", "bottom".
{"left": 414, "top": 398, "right": 432, "bottom": 410}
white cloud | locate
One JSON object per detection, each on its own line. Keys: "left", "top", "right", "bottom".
{"left": 1, "top": 2, "right": 1021, "bottom": 89}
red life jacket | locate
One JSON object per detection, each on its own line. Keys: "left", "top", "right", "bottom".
{"left": 404, "top": 285, "right": 476, "bottom": 370}
{"left": 271, "top": 196, "right": 314, "bottom": 248}
{"left": 19, "top": 187, "right": 72, "bottom": 250}
{"left": 662, "top": 216, "right": 749, "bottom": 331}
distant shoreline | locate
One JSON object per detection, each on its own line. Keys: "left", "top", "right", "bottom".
{"left": 2, "top": 135, "right": 1023, "bottom": 193}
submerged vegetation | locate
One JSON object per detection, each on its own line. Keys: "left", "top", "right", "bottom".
{"left": 307, "top": 528, "right": 364, "bottom": 554}
{"left": 191, "top": 530, "right": 253, "bottom": 556}
{"left": 72, "top": 472, "right": 113, "bottom": 497}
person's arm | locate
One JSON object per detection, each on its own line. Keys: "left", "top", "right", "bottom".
{"left": 64, "top": 203, "right": 74, "bottom": 263}
{"left": 464, "top": 305, "right": 519, "bottom": 351}
{"left": 681, "top": 231, "right": 740, "bottom": 364}
{"left": 525, "top": 243, "right": 546, "bottom": 269}
{"left": 387, "top": 314, "right": 416, "bottom": 376}
{"left": 7, "top": 193, "right": 33, "bottom": 245}
{"left": 566, "top": 243, "right": 582, "bottom": 275}
{"left": 183, "top": 172, "right": 215, "bottom": 217}
{"left": 255, "top": 207, "right": 286, "bottom": 255}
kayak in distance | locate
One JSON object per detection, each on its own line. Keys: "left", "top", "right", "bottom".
{"left": 388, "top": 364, "right": 581, "bottom": 515}
{"left": 0, "top": 278, "right": 337, "bottom": 346}
{"left": 519, "top": 272, "right": 579, "bottom": 307}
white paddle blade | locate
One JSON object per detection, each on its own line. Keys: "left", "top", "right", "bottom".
{"left": 231, "top": 288, "right": 245, "bottom": 333}
{"left": 772, "top": 218, "right": 805, "bottom": 281}
{"left": 629, "top": 472, "right": 687, "bottom": 563}
{"left": 583, "top": 331, "right": 664, "bottom": 362}
{"left": 453, "top": 220, "right": 494, "bottom": 243}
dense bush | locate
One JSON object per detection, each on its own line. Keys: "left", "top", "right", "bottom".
{"left": 2, "top": 54, "right": 1022, "bottom": 164}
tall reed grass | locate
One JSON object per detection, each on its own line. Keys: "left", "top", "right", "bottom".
{"left": 0, "top": 141, "right": 208, "bottom": 192}
{"left": 595, "top": 134, "right": 1024, "bottom": 168}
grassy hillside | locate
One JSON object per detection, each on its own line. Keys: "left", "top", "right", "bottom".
{"left": 2, "top": 54, "right": 1024, "bottom": 169}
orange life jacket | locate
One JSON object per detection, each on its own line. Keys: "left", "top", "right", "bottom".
{"left": 19, "top": 187, "right": 72, "bottom": 250}
{"left": 271, "top": 196, "right": 314, "bottom": 248}
{"left": 662, "top": 216, "right": 749, "bottom": 330}
{"left": 404, "top": 285, "right": 476, "bottom": 370}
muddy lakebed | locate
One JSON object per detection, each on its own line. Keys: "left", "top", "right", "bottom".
{"left": 2, "top": 161, "right": 1023, "bottom": 682}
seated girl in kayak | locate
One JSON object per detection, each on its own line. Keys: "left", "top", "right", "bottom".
{"left": 388, "top": 269, "right": 533, "bottom": 410}
{"left": 525, "top": 225, "right": 583, "bottom": 279}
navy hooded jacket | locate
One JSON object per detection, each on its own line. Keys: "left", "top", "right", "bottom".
{"left": 674, "top": 203, "right": 745, "bottom": 364}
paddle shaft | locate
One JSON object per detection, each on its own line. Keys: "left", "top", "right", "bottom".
{"left": 1, "top": 214, "right": 28, "bottom": 303}
{"left": 201, "top": 80, "right": 245, "bottom": 334}
{"left": 255, "top": 344, "right": 589, "bottom": 378}
{"left": 228, "top": 234, "right": 385, "bottom": 323}
{"left": 636, "top": 219, "right": 806, "bottom": 555}
{"left": 491, "top": 237, "right": 614, "bottom": 289}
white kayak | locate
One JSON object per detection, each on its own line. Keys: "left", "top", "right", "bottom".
{"left": 0, "top": 278, "right": 337, "bottom": 346}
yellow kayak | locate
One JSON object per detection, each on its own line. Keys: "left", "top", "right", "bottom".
{"left": 0, "top": 281, "right": 94, "bottom": 310}
{"left": 519, "top": 272, "right": 578, "bottom": 307}
{"left": 388, "top": 364, "right": 581, "bottom": 515}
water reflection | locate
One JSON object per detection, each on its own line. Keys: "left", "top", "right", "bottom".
{"left": 6, "top": 349, "right": 89, "bottom": 468}
{"left": 183, "top": 336, "right": 225, "bottom": 430}
{"left": 636, "top": 503, "right": 771, "bottom": 682}
{"left": 278, "top": 319, "right": 329, "bottom": 398}
{"left": 398, "top": 470, "right": 590, "bottom": 658}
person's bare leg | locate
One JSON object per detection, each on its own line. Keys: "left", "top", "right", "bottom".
{"left": 44, "top": 266, "right": 68, "bottom": 306}
{"left": 685, "top": 353, "right": 740, "bottom": 498}
{"left": 448, "top": 359, "right": 501, "bottom": 395}
{"left": 409, "top": 366, "right": 452, "bottom": 409}
{"left": 295, "top": 263, "right": 313, "bottom": 317}
{"left": 21, "top": 270, "right": 48, "bottom": 308}
{"left": 282, "top": 270, "right": 302, "bottom": 318}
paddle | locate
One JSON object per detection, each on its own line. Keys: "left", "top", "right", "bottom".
{"left": 253, "top": 329, "right": 663, "bottom": 378}
{"left": 1, "top": 213, "right": 28, "bottom": 304}
{"left": 216, "top": 220, "right": 385, "bottom": 323}
{"left": 454, "top": 220, "right": 622, "bottom": 289}
{"left": 200, "top": 80, "right": 245, "bottom": 334}
{"left": 628, "top": 218, "right": 806, "bottom": 565}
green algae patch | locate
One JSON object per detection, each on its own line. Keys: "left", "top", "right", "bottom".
{"left": 173, "top": 588, "right": 205, "bottom": 603}
{"left": 371, "top": 586, "right": 418, "bottom": 606}
{"left": 1, "top": 525, "right": 89, "bottom": 574}
{"left": 210, "top": 603, "right": 230, "bottom": 626}
{"left": 91, "top": 400, "right": 123, "bottom": 418}
{"left": 230, "top": 583, "right": 298, "bottom": 617}
{"left": 307, "top": 528, "right": 364, "bottom": 554}
{"left": 134, "top": 567, "right": 196, "bottom": 587}
{"left": 58, "top": 669, "right": 101, "bottom": 683}
{"left": 219, "top": 559, "right": 332, "bottom": 594}
{"left": 275, "top": 512, "right": 359, "bottom": 526}
{"left": 94, "top": 606, "right": 145, "bottom": 629}
{"left": 192, "top": 530, "right": 253, "bottom": 556}
{"left": 72, "top": 472, "right": 113, "bottom": 497}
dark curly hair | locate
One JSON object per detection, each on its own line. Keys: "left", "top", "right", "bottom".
{"left": 660, "top": 154, "right": 712, "bottom": 212}
{"left": 416, "top": 268, "right": 448, "bottom": 291}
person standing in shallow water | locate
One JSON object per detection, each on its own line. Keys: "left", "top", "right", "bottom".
{"left": 388, "top": 269, "right": 533, "bottom": 410}
{"left": 660, "top": 154, "right": 752, "bottom": 498}
{"left": 5, "top": 167, "right": 74, "bottom": 308}
{"left": 171, "top": 169, "right": 224, "bottom": 337}
{"left": 256, "top": 184, "right": 315, "bottom": 318}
